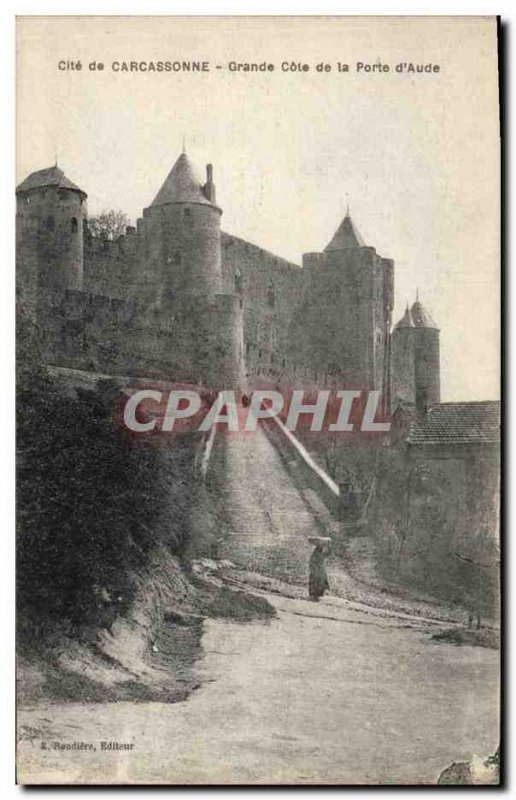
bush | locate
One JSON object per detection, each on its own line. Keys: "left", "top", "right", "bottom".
{"left": 17, "top": 313, "right": 195, "bottom": 626}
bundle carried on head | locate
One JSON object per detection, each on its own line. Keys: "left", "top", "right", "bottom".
{"left": 308, "top": 536, "right": 331, "bottom": 546}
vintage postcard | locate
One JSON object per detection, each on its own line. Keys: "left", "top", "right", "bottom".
{"left": 16, "top": 15, "right": 501, "bottom": 785}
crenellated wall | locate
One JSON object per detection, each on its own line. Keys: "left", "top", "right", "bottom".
{"left": 83, "top": 226, "right": 141, "bottom": 299}
{"left": 21, "top": 222, "right": 396, "bottom": 397}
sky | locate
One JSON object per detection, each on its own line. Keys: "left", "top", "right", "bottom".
{"left": 16, "top": 16, "right": 500, "bottom": 401}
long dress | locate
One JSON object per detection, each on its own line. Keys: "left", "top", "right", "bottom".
{"left": 309, "top": 545, "right": 329, "bottom": 601}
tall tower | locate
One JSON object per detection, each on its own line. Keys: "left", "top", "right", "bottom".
{"left": 139, "top": 152, "right": 244, "bottom": 389}
{"left": 391, "top": 295, "right": 440, "bottom": 411}
{"left": 291, "top": 210, "right": 394, "bottom": 393}
{"left": 142, "top": 152, "right": 222, "bottom": 302}
{"left": 411, "top": 296, "right": 441, "bottom": 410}
{"left": 16, "top": 165, "right": 87, "bottom": 309}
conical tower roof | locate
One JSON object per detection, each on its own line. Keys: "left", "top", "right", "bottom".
{"left": 394, "top": 303, "right": 415, "bottom": 330}
{"left": 16, "top": 165, "right": 86, "bottom": 197}
{"left": 325, "top": 211, "right": 365, "bottom": 252}
{"left": 151, "top": 152, "right": 214, "bottom": 207}
{"left": 411, "top": 298, "right": 439, "bottom": 329}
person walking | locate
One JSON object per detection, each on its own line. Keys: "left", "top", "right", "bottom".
{"left": 309, "top": 541, "right": 330, "bottom": 601}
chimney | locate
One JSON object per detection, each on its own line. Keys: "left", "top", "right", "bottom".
{"left": 203, "top": 163, "right": 216, "bottom": 203}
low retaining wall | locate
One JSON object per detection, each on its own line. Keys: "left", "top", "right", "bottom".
{"left": 260, "top": 418, "right": 341, "bottom": 519}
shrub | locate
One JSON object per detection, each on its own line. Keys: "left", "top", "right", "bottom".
{"left": 17, "top": 313, "right": 194, "bottom": 626}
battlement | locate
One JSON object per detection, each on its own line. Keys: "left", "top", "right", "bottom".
{"left": 222, "top": 231, "right": 301, "bottom": 271}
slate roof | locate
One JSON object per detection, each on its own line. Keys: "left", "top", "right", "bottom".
{"left": 394, "top": 304, "right": 415, "bottom": 330}
{"left": 411, "top": 299, "right": 438, "bottom": 329}
{"left": 407, "top": 401, "right": 500, "bottom": 446}
{"left": 325, "top": 212, "right": 365, "bottom": 251}
{"left": 16, "top": 165, "right": 86, "bottom": 196}
{"left": 394, "top": 299, "right": 439, "bottom": 331}
{"left": 151, "top": 152, "right": 213, "bottom": 207}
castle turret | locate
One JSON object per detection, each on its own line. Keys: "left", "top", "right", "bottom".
{"left": 391, "top": 303, "right": 416, "bottom": 405}
{"left": 324, "top": 211, "right": 365, "bottom": 252}
{"left": 16, "top": 165, "right": 87, "bottom": 308}
{"left": 391, "top": 295, "right": 440, "bottom": 411}
{"left": 142, "top": 152, "right": 222, "bottom": 302}
{"left": 293, "top": 209, "right": 394, "bottom": 394}
{"left": 394, "top": 303, "right": 414, "bottom": 330}
{"left": 410, "top": 295, "right": 440, "bottom": 411}
{"left": 139, "top": 152, "right": 243, "bottom": 389}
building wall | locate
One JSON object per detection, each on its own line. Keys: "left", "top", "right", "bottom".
{"left": 69, "top": 225, "right": 393, "bottom": 395}
{"left": 38, "top": 287, "right": 244, "bottom": 388}
{"left": 221, "top": 232, "right": 307, "bottom": 385}
{"left": 19, "top": 223, "right": 396, "bottom": 400}
{"left": 372, "top": 439, "right": 500, "bottom": 613}
{"left": 288, "top": 246, "right": 393, "bottom": 391}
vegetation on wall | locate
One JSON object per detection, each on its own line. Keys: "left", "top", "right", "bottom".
{"left": 87, "top": 209, "right": 131, "bottom": 240}
{"left": 16, "top": 310, "right": 194, "bottom": 631}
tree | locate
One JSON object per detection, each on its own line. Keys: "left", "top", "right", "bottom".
{"left": 88, "top": 209, "right": 131, "bottom": 240}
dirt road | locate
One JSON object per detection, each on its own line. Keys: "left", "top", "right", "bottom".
{"left": 18, "top": 587, "right": 499, "bottom": 784}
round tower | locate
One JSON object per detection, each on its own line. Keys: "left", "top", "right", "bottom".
{"left": 391, "top": 297, "right": 440, "bottom": 411}
{"left": 142, "top": 152, "right": 222, "bottom": 302}
{"left": 390, "top": 303, "right": 417, "bottom": 404}
{"left": 16, "top": 165, "right": 87, "bottom": 297}
{"left": 411, "top": 297, "right": 441, "bottom": 410}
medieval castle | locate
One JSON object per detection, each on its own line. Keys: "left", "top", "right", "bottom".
{"left": 16, "top": 150, "right": 441, "bottom": 410}
{"left": 16, "top": 150, "right": 500, "bottom": 611}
